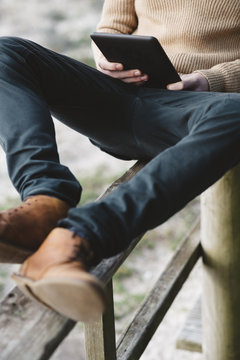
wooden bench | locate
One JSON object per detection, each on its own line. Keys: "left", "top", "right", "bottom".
{"left": 0, "top": 161, "right": 201, "bottom": 359}
{"left": 1, "top": 162, "right": 238, "bottom": 359}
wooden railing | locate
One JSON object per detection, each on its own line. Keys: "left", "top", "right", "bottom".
{"left": 0, "top": 161, "right": 238, "bottom": 360}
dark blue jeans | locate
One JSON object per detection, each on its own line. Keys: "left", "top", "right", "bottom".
{"left": 0, "top": 37, "right": 239, "bottom": 262}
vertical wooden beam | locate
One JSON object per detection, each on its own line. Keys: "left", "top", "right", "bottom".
{"left": 84, "top": 279, "right": 116, "bottom": 360}
{"left": 201, "top": 164, "right": 240, "bottom": 360}
{"left": 84, "top": 317, "right": 104, "bottom": 360}
{"left": 102, "top": 280, "right": 117, "bottom": 359}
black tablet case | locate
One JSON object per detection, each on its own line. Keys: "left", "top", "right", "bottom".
{"left": 91, "top": 32, "right": 181, "bottom": 89}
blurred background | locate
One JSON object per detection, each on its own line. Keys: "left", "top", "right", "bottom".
{"left": 0, "top": 1, "right": 202, "bottom": 359}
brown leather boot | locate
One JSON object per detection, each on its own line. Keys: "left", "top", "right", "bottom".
{"left": 12, "top": 228, "right": 105, "bottom": 322}
{"left": 0, "top": 195, "right": 70, "bottom": 263}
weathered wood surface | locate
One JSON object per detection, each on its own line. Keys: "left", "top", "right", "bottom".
{"left": 84, "top": 318, "right": 105, "bottom": 360}
{"left": 176, "top": 297, "right": 202, "bottom": 353}
{"left": 84, "top": 280, "right": 116, "bottom": 360}
{"left": 201, "top": 164, "right": 240, "bottom": 360}
{"left": 116, "top": 219, "right": 201, "bottom": 360}
{"left": 0, "top": 161, "right": 146, "bottom": 360}
{"left": 96, "top": 161, "right": 148, "bottom": 201}
{"left": 0, "top": 287, "right": 75, "bottom": 360}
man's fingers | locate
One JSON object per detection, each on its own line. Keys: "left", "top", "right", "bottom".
{"left": 101, "top": 69, "right": 139, "bottom": 79}
{"left": 98, "top": 58, "right": 123, "bottom": 71}
{"left": 101, "top": 69, "right": 145, "bottom": 81}
{"left": 98, "top": 57, "right": 148, "bottom": 85}
{"left": 122, "top": 74, "right": 148, "bottom": 84}
{"left": 167, "top": 81, "right": 184, "bottom": 90}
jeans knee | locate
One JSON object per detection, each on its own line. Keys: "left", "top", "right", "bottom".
{"left": 207, "top": 93, "right": 240, "bottom": 129}
{"left": 215, "top": 95, "right": 240, "bottom": 155}
{"left": 225, "top": 93, "right": 240, "bottom": 114}
{"left": 0, "top": 37, "right": 31, "bottom": 79}
{"left": 0, "top": 36, "right": 28, "bottom": 63}
{"left": 221, "top": 94, "right": 240, "bottom": 129}
{"left": 0, "top": 36, "right": 21, "bottom": 49}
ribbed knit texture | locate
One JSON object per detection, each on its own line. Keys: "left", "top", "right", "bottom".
{"left": 93, "top": 0, "right": 240, "bottom": 93}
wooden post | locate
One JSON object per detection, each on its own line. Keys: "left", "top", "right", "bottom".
{"left": 84, "top": 279, "right": 116, "bottom": 360}
{"left": 201, "top": 164, "right": 240, "bottom": 360}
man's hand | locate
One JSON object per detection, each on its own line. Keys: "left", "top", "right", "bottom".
{"left": 98, "top": 58, "right": 148, "bottom": 86}
{"left": 167, "top": 73, "right": 209, "bottom": 91}
{"left": 98, "top": 58, "right": 209, "bottom": 91}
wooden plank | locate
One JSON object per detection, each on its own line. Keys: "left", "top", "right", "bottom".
{"left": 84, "top": 280, "right": 116, "bottom": 360}
{"left": 116, "top": 220, "right": 201, "bottom": 360}
{"left": 0, "top": 287, "right": 75, "bottom": 360}
{"left": 96, "top": 161, "right": 147, "bottom": 201}
{"left": 176, "top": 297, "right": 202, "bottom": 353}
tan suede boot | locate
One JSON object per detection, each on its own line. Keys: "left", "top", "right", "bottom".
{"left": 0, "top": 195, "right": 70, "bottom": 263}
{"left": 12, "top": 228, "right": 105, "bottom": 322}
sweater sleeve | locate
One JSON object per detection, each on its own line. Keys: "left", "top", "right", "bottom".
{"left": 195, "top": 59, "right": 240, "bottom": 93}
{"left": 92, "top": 0, "right": 137, "bottom": 65}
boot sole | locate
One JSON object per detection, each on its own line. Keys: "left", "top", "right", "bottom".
{"left": 12, "top": 272, "right": 105, "bottom": 322}
{"left": 0, "top": 241, "right": 32, "bottom": 263}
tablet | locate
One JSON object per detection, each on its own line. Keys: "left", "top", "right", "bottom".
{"left": 90, "top": 32, "right": 181, "bottom": 89}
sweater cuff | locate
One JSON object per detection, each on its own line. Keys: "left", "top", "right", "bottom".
{"left": 194, "top": 69, "right": 225, "bottom": 92}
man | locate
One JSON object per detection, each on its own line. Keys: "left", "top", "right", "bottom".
{"left": 0, "top": 0, "right": 239, "bottom": 322}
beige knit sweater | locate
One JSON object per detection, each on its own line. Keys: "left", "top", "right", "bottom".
{"left": 92, "top": 0, "right": 240, "bottom": 93}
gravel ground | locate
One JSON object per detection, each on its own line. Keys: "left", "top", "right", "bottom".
{"left": 0, "top": 1, "right": 204, "bottom": 359}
